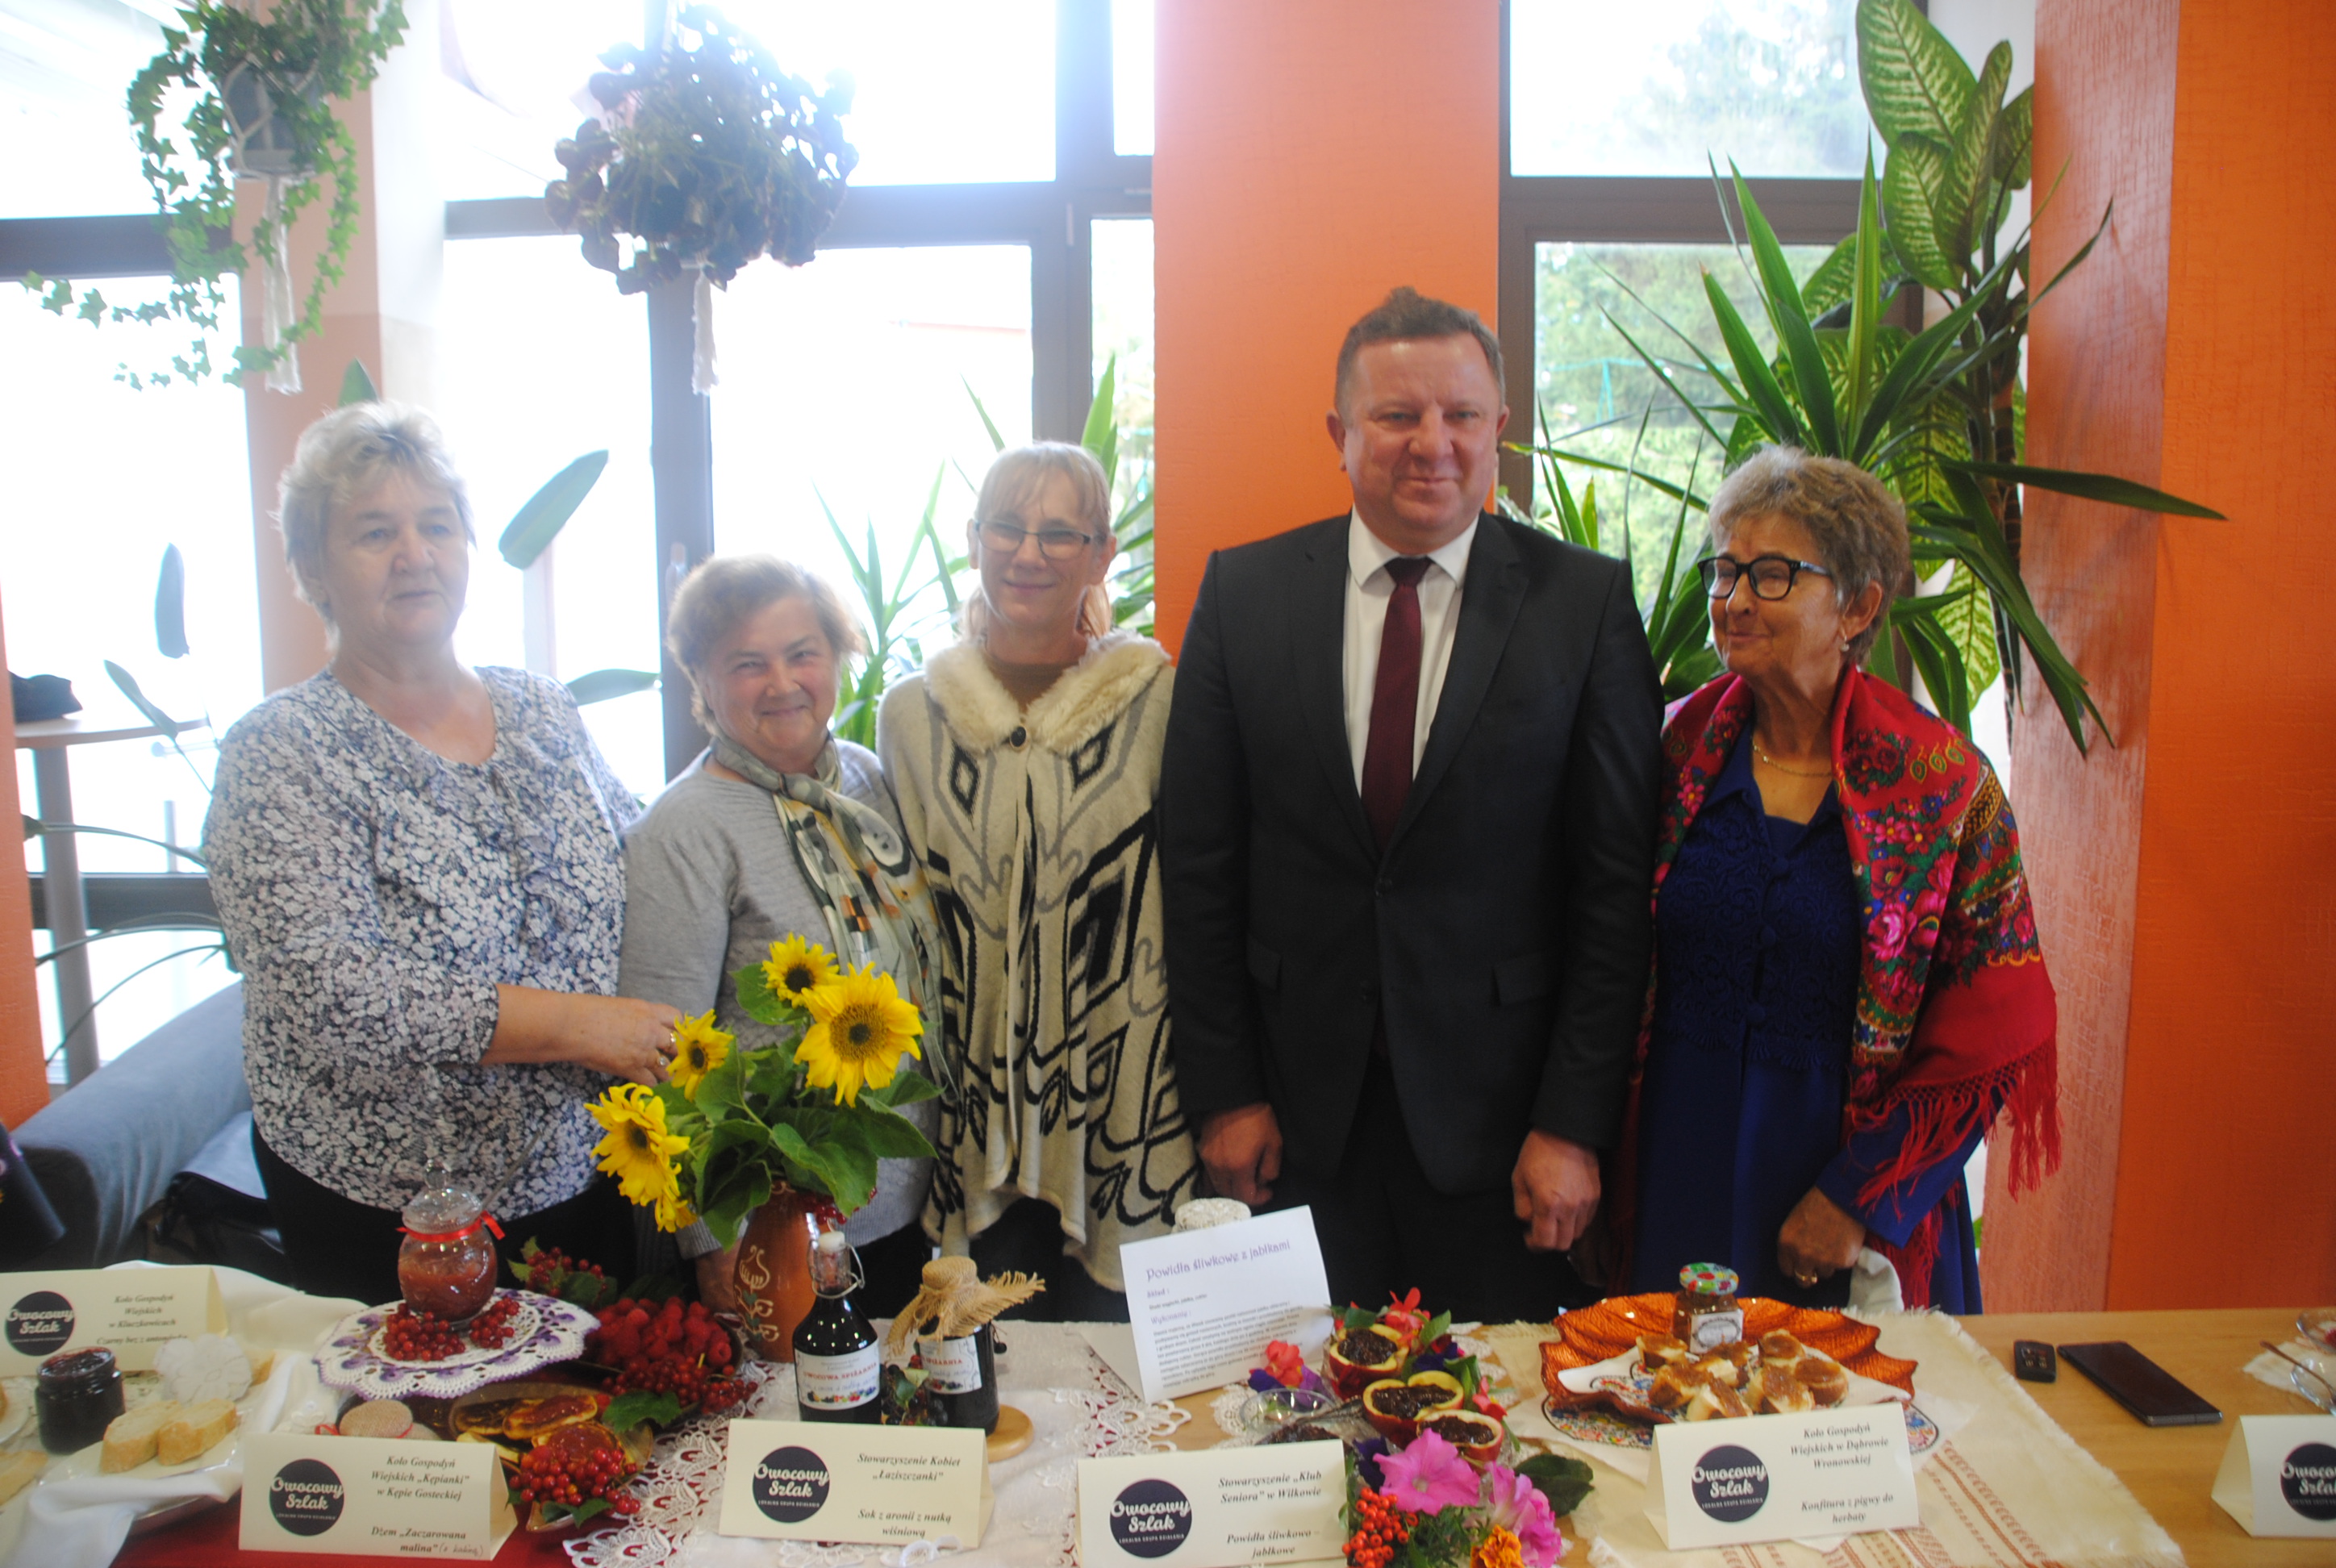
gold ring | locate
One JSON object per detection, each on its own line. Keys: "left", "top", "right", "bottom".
{"left": 1795, "top": 1273, "right": 1817, "bottom": 1287}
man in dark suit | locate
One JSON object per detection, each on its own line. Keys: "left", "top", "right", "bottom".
{"left": 1160, "top": 287, "right": 1660, "bottom": 1320}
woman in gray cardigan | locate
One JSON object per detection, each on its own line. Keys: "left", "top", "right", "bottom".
{"left": 618, "top": 555, "right": 942, "bottom": 1316}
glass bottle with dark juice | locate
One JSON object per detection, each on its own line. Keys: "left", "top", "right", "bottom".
{"left": 792, "top": 1229, "right": 879, "bottom": 1423}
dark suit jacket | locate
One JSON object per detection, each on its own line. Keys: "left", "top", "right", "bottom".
{"left": 1161, "top": 512, "right": 1661, "bottom": 1195}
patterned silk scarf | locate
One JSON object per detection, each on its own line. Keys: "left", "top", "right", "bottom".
{"left": 1641, "top": 668, "right": 2061, "bottom": 1305}
{"left": 709, "top": 732, "right": 945, "bottom": 1075}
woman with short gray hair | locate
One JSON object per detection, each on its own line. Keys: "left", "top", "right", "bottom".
{"left": 206, "top": 402, "right": 682, "bottom": 1306}
{"left": 618, "top": 554, "right": 943, "bottom": 1317}
{"left": 1621, "top": 444, "right": 2059, "bottom": 1314}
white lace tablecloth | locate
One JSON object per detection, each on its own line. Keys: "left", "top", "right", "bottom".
{"left": 568, "top": 1322, "right": 1189, "bottom": 1568}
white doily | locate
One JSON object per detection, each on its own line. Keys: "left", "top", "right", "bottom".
{"left": 315, "top": 1289, "right": 598, "bottom": 1400}
{"left": 566, "top": 1323, "right": 1189, "bottom": 1568}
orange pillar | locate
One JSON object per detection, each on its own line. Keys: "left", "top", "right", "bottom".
{"left": 1986, "top": 0, "right": 2336, "bottom": 1308}
{"left": 1152, "top": 0, "right": 1502, "bottom": 652}
{"left": 0, "top": 600, "right": 52, "bottom": 1129}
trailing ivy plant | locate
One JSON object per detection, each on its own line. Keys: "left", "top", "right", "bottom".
{"left": 24, "top": 0, "right": 409, "bottom": 388}
{"left": 548, "top": 6, "right": 856, "bottom": 295}
{"left": 1522, "top": 0, "right": 2221, "bottom": 753}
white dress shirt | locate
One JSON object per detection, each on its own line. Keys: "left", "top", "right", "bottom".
{"left": 1342, "top": 512, "right": 1477, "bottom": 788}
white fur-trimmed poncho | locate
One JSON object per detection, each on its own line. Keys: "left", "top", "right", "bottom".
{"left": 878, "top": 632, "right": 1200, "bottom": 1290}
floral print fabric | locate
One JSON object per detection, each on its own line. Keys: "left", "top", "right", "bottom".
{"left": 205, "top": 667, "right": 637, "bottom": 1214}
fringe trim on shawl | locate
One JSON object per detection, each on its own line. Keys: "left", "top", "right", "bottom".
{"left": 1847, "top": 1034, "right": 2062, "bottom": 1212}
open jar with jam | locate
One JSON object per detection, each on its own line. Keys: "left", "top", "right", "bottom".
{"left": 1672, "top": 1262, "right": 1745, "bottom": 1353}
{"left": 37, "top": 1346, "right": 124, "bottom": 1452}
{"left": 398, "top": 1180, "right": 498, "bottom": 1320}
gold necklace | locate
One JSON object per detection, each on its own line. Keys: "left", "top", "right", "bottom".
{"left": 1751, "top": 740, "right": 1830, "bottom": 778}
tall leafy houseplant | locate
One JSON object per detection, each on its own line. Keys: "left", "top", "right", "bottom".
{"left": 1525, "top": 0, "right": 2219, "bottom": 751}
{"left": 25, "top": 0, "right": 409, "bottom": 390}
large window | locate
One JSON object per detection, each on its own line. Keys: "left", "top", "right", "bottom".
{"left": 1510, "top": 0, "right": 1867, "bottom": 179}
{"left": 1, "top": 278, "right": 254, "bottom": 1077}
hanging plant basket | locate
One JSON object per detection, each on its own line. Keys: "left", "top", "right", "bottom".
{"left": 22, "top": 0, "right": 409, "bottom": 390}
{"left": 547, "top": 6, "right": 857, "bottom": 298}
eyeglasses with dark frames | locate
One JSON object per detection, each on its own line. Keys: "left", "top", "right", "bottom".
{"left": 1694, "top": 553, "right": 1833, "bottom": 601}
{"left": 974, "top": 519, "right": 1102, "bottom": 561}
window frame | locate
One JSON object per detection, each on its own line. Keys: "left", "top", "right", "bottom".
{"left": 0, "top": 1, "right": 1152, "bottom": 779}
{"left": 1495, "top": 0, "right": 1876, "bottom": 509}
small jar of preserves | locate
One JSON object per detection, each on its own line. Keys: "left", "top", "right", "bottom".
{"left": 398, "top": 1181, "right": 499, "bottom": 1321}
{"left": 37, "top": 1346, "right": 124, "bottom": 1453}
{"left": 1672, "top": 1263, "right": 1744, "bottom": 1353}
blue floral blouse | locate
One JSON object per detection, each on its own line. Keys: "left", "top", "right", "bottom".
{"left": 205, "top": 667, "right": 639, "bottom": 1214}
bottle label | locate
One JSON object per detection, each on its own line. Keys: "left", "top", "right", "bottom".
{"left": 796, "top": 1345, "right": 880, "bottom": 1410}
{"left": 919, "top": 1334, "right": 983, "bottom": 1395}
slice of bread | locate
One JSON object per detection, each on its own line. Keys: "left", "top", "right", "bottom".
{"left": 156, "top": 1399, "right": 239, "bottom": 1466}
{"left": 0, "top": 1449, "right": 47, "bottom": 1504}
{"left": 102, "top": 1401, "right": 182, "bottom": 1472}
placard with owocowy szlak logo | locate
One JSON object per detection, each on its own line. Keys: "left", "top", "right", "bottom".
{"left": 1077, "top": 1441, "right": 1345, "bottom": 1568}
{"left": 2211, "top": 1414, "right": 2336, "bottom": 1537}
{"left": 0, "top": 1266, "right": 225, "bottom": 1374}
{"left": 716, "top": 1420, "right": 991, "bottom": 1545}
{"left": 1642, "top": 1402, "right": 1918, "bottom": 1550}
{"left": 238, "top": 1432, "right": 514, "bottom": 1558}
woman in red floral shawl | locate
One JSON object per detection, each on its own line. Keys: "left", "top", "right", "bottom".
{"left": 1623, "top": 448, "right": 2059, "bottom": 1312}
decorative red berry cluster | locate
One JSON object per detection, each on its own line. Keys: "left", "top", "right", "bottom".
{"left": 1345, "top": 1488, "right": 1417, "bottom": 1568}
{"left": 514, "top": 1427, "right": 640, "bottom": 1519}
{"left": 466, "top": 1294, "right": 524, "bottom": 1349}
{"left": 382, "top": 1294, "right": 526, "bottom": 1362}
{"left": 586, "top": 1297, "right": 745, "bottom": 1410}
{"left": 515, "top": 1241, "right": 621, "bottom": 1309}
{"left": 380, "top": 1304, "right": 467, "bottom": 1362}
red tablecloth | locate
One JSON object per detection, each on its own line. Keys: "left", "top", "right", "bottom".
{"left": 113, "top": 1500, "right": 582, "bottom": 1566}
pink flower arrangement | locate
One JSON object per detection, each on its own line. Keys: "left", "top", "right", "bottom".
{"left": 1361, "top": 1433, "right": 1566, "bottom": 1568}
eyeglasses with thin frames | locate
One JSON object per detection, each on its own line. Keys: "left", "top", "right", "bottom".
{"left": 974, "top": 519, "right": 1102, "bottom": 561}
{"left": 1694, "top": 553, "right": 1833, "bottom": 601}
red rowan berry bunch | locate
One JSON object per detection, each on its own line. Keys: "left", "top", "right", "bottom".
{"left": 1345, "top": 1488, "right": 1417, "bottom": 1568}
{"left": 587, "top": 1297, "right": 743, "bottom": 1408}
{"left": 381, "top": 1304, "right": 465, "bottom": 1362}
{"left": 466, "top": 1293, "right": 524, "bottom": 1349}
{"left": 514, "top": 1432, "right": 640, "bottom": 1519}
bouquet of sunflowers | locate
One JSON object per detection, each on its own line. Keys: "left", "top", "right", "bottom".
{"left": 586, "top": 936, "right": 938, "bottom": 1245}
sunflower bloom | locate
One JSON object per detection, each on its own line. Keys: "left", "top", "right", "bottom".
{"left": 668, "top": 1010, "right": 733, "bottom": 1097}
{"left": 589, "top": 1083, "right": 688, "bottom": 1208}
{"left": 798, "top": 965, "right": 923, "bottom": 1106}
{"left": 763, "top": 934, "right": 840, "bottom": 1004}
{"left": 653, "top": 1187, "right": 698, "bottom": 1233}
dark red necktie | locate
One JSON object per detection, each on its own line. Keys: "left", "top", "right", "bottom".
{"left": 1360, "top": 557, "right": 1430, "bottom": 850}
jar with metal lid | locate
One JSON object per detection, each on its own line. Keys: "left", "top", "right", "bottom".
{"left": 398, "top": 1180, "right": 499, "bottom": 1320}
{"left": 37, "top": 1345, "right": 124, "bottom": 1453}
{"left": 1671, "top": 1262, "right": 1744, "bottom": 1352}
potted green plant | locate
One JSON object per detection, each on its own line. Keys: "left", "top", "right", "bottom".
{"left": 548, "top": 7, "right": 855, "bottom": 294}
{"left": 547, "top": 6, "right": 854, "bottom": 390}
{"left": 25, "top": 0, "right": 409, "bottom": 391}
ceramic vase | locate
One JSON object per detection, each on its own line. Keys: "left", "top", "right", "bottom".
{"left": 734, "top": 1185, "right": 840, "bottom": 1361}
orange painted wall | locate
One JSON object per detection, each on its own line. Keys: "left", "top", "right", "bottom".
{"left": 0, "top": 599, "right": 52, "bottom": 1130}
{"left": 1152, "top": 0, "right": 1502, "bottom": 651}
{"left": 2110, "top": 0, "right": 2336, "bottom": 1306}
{"left": 1979, "top": 0, "right": 2176, "bottom": 1312}
{"left": 1994, "top": 0, "right": 2336, "bottom": 1309}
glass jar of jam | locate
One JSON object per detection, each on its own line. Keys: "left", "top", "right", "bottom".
{"left": 37, "top": 1346, "right": 123, "bottom": 1453}
{"left": 398, "top": 1181, "right": 498, "bottom": 1320}
{"left": 1672, "top": 1262, "right": 1745, "bottom": 1353}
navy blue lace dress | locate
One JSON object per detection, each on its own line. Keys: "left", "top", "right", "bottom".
{"left": 1629, "top": 732, "right": 1984, "bottom": 1312}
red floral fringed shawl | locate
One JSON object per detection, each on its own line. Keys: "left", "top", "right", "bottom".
{"left": 1647, "top": 669, "right": 2061, "bottom": 1306}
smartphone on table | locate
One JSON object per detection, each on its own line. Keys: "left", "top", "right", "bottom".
{"left": 2058, "top": 1341, "right": 2221, "bottom": 1427}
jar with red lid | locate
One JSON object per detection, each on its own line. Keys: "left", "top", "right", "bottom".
{"left": 397, "top": 1181, "right": 498, "bottom": 1320}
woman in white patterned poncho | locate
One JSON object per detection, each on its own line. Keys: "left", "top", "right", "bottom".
{"left": 878, "top": 443, "right": 1199, "bottom": 1316}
